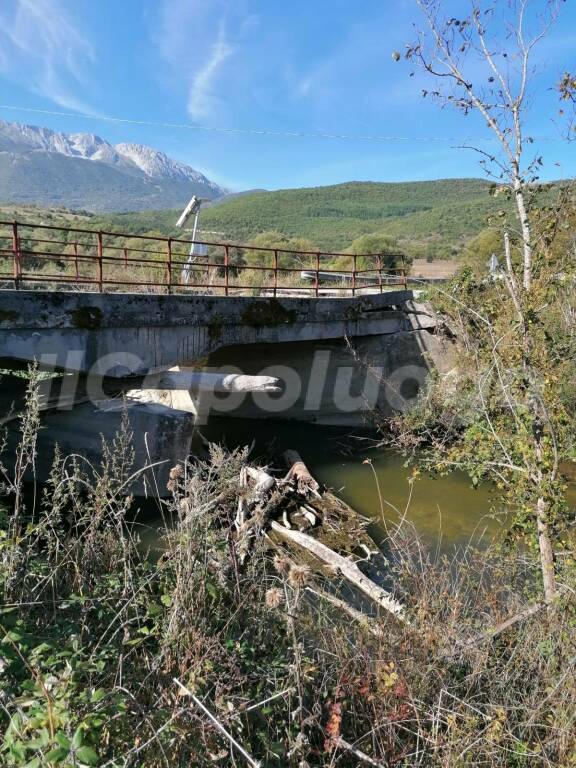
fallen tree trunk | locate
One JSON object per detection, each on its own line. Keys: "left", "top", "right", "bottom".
{"left": 152, "top": 370, "right": 282, "bottom": 393}
{"left": 284, "top": 449, "right": 320, "bottom": 496}
{"left": 126, "top": 369, "right": 281, "bottom": 395}
{"left": 124, "top": 371, "right": 282, "bottom": 411}
{"left": 270, "top": 521, "right": 406, "bottom": 622}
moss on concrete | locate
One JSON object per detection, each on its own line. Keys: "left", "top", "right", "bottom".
{"left": 48, "top": 293, "right": 65, "bottom": 306}
{"left": 241, "top": 299, "right": 296, "bottom": 328}
{"left": 344, "top": 305, "right": 363, "bottom": 321}
{"left": 70, "top": 306, "right": 104, "bottom": 330}
{"left": 207, "top": 314, "right": 224, "bottom": 342}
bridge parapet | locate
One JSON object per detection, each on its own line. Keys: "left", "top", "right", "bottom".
{"left": 0, "top": 219, "right": 407, "bottom": 297}
{"left": 0, "top": 288, "right": 418, "bottom": 376}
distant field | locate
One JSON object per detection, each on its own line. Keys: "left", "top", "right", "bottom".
{"left": 1, "top": 177, "right": 559, "bottom": 259}
{"left": 410, "top": 259, "right": 460, "bottom": 279}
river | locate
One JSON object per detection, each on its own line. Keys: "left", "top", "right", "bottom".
{"left": 196, "top": 417, "right": 510, "bottom": 550}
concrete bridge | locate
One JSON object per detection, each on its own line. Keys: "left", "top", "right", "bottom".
{"left": 0, "top": 288, "right": 431, "bottom": 376}
{"left": 0, "top": 220, "right": 454, "bottom": 489}
{"left": 0, "top": 286, "right": 453, "bottom": 488}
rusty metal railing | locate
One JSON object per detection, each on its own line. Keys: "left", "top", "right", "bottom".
{"left": 0, "top": 220, "right": 408, "bottom": 297}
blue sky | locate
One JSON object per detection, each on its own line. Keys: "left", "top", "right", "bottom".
{"left": 0, "top": 0, "right": 573, "bottom": 191}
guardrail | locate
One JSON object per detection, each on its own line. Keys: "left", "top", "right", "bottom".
{"left": 0, "top": 220, "right": 408, "bottom": 297}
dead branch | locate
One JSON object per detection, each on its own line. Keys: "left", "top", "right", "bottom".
{"left": 336, "top": 738, "right": 388, "bottom": 767}
{"left": 174, "top": 678, "right": 261, "bottom": 768}
{"left": 270, "top": 521, "right": 407, "bottom": 622}
{"left": 305, "top": 586, "right": 384, "bottom": 638}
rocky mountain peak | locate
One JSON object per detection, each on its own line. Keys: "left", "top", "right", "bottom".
{"left": 0, "top": 119, "right": 228, "bottom": 211}
{"left": 0, "top": 119, "right": 226, "bottom": 194}
{"left": 114, "top": 142, "right": 215, "bottom": 186}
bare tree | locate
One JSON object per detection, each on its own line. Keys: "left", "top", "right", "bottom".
{"left": 407, "top": 0, "right": 560, "bottom": 289}
{"left": 403, "top": 0, "right": 568, "bottom": 602}
{"left": 558, "top": 70, "right": 576, "bottom": 138}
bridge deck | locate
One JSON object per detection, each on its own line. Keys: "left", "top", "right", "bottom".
{"left": 0, "top": 288, "right": 416, "bottom": 375}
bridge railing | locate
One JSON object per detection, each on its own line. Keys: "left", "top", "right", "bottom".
{"left": 0, "top": 220, "right": 408, "bottom": 297}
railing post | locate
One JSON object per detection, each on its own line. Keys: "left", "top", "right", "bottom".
{"left": 74, "top": 242, "right": 79, "bottom": 280}
{"left": 352, "top": 254, "right": 357, "bottom": 297}
{"left": 123, "top": 247, "right": 128, "bottom": 269}
{"left": 224, "top": 245, "right": 229, "bottom": 297}
{"left": 97, "top": 231, "right": 103, "bottom": 292}
{"left": 12, "top": 221, "right": 21, "bottom": 289}
{"left": 166, "top": 238, "right": 173, "bottom": 294}
{"left": 273, "top": 249, "right": 278, "bottom": 298}
{"left": 401, "top": 254, "right": 407, "bottom": 290}
{"left": 377, "top": 253, "right": 383, "bottom": 294}
{"left": 315, "top": 252, "right": 320, "bottom": 298}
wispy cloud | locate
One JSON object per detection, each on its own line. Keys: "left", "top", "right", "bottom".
{"left": 290, "top": 10, "right": 420, "bottom": 115}
{"left": 187, "top": 22, "right": 233, "bottom": 120}
{"left": 157, "top": 0, "right": 246, "bottom": 122}
{"left": 0, "top": 0, "right": 97, "bottom": 114}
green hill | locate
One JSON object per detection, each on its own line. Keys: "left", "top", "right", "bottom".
{"left": 90, "top": 178, "right": 511, "bottom": 258}
{"left": 0, "top": 178, "right": 525, "bottom": 259}
{"left": 201, "top": 178, "right": 501, "bottom": 252}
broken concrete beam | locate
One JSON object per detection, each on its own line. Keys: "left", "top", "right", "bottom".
{"left": 140, "top": 370, "right": 282, "bottom": 393}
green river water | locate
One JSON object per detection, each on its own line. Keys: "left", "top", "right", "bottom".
{"left": 192, "top": 416, "right": 576, "bottom": 550}
{"left": 194, "top": 417, "right": 536, "bottom": 550}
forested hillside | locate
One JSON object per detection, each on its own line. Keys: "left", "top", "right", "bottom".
{"left": 1, "top": 177, "right": 556, "bottom": 257}
{"left": 202, "top": 178, "right": 501, "bottom": 252}
{"left": 97, "top": 178, "right": 508, "bottom": 256}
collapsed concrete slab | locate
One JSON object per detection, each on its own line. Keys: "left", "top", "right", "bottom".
{"left": 1, "top": 374, "right": 196, "bottom": 492}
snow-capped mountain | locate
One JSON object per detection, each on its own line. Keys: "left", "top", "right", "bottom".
{"left": 0, "top": 119, "right": 227, "bottom": 211}
{"left": 114, "top": 142, "right": 213, "bottom": 184}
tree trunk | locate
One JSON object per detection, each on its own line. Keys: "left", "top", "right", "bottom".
{"left": 513, "top": 178, "right": 533, "bottom": 291}
{"left": 144, "top": 370, "right": 281, "bottom": 393}
{"left": 284, "top": 449, "right": 320, "bottom": 496}
{"left": 536, "top": 495, "right": 557, "bottom": 604}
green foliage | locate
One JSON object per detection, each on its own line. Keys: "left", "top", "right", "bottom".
{"left": 463, "top": 227, "right": 508, "bottom": 271}
{"left": 2, "top": 180, "right": 566, "bottom": 267}
{"left": 198, "top": 179, "right": 506, "bottom": 253}
{"left": 388, "top": 193, "right": 576, "bottom": 570}
{"left": 347, "top": 233, "right": 399, "bottom": 255}
{"left": 0, "top": 178, "right": 509, "bottom": 256}
{"left": 244, "top": 230, "right": 318, "bottom": 268}
{"left": 345, "top": 232, "right": 408, "bottom": 272}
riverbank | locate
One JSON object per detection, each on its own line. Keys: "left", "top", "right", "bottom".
{"left": 1, "top": 407, "right": 576, "bottom": 766}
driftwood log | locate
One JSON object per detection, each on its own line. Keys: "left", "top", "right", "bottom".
{"left": 230, "top": 450, "right": 552, "bottom": 650}
{"left": 227, "top": 454, "right": 409, "bottom": 623}
{"left": 283, "top": 449, "right": 321, "bottom": 497}
{"left": 143, "top": 370, "right": 282, "bottom": 394}
{"left": 125, "top": 370, "right": 282, "bottom": 407}
{"left": 270, "top": 521, "right": 406, "bottom": 622}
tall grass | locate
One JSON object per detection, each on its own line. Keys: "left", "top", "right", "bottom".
{"left": 0, "top": 377, "right": 574, "bottom": 766}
